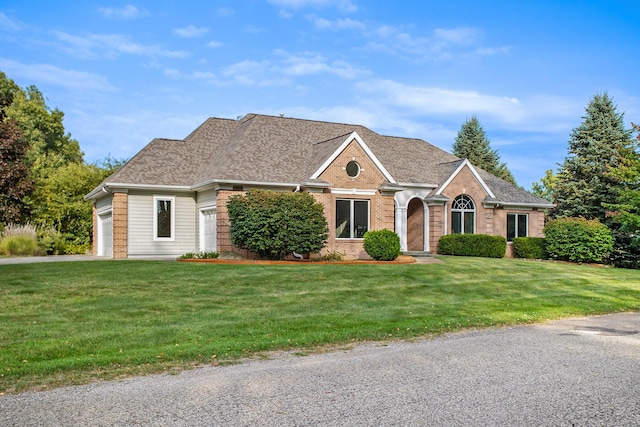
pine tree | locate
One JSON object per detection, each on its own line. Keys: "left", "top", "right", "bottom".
{"left": 452, "top": 116, "right": 516, "bottom": 184}
{"left": 553, "top": 93, "right": 634, "bottom": 221}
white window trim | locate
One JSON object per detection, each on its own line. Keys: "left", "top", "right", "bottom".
{"left": 154, "top": 195, "right": 175, "bottom": 241}
{"left": 336, "top": 198, "right": 370, "bottom": 240}
{"left": 507, "top": 213, "right": 529, "bottom": 241}
{"left": 451, "top": 195, "right": 476, "bottom": 234}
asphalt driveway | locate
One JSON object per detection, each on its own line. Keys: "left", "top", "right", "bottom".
{"left": 1, "top": 312, "right": 638, "bottom": 426}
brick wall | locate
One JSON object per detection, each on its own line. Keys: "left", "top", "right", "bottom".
{"left": 428, "top": 204, "right": 445, "bottom": 253}
{"left": 112, "top": 192, "right": 128, "bottom": 259}
{"left": 317, "top": 139, "right": 395, "bottom": 259}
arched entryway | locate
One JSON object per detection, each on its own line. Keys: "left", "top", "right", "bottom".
{"left": 406, "top": 198, "right": 425, "bottom": 251}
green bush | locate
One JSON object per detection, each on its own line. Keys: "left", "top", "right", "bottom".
{"left": 37, "top": 227, "right": 66, "bottom": 255}
{"left": 363, "top": 229, "right": 401, "bottom": 261}
{"left": 438, "top": 234, "right": 506, "bottom": 258}
{"left": 227, "top": 190, "right": 329, "bottom": 260}
{"left": 512, "top": 237, "right": 547, "bottom": 259}
{"left": 543, "top": 218, "right": 613, "bottom": 263}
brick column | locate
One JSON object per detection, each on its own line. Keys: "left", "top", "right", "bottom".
{"left": 112, "top": 191, "right": 128, "bottom": 259}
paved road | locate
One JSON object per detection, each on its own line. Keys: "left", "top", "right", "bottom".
{"left": 1, "top": 312, "right": 638, "bottom": 426}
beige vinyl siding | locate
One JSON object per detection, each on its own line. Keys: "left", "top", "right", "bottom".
{"left": 95, "top": 194, "right": 112, "bottom": 212}
{"left": 197, "top": 189, "right": 217, "bottom": 207}
{"left": 127, "top": 190, "right": 198, "bottom": 256}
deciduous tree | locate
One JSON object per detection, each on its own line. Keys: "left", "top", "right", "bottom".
{"left": 0, "top": 73, "right": 33, "bottom": 223}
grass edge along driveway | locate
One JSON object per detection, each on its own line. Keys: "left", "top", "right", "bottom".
{"left": 1, "top": 256, "right": 639, "bottom": 394}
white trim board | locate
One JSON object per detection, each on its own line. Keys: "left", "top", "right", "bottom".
{"left": 310, "top": 131, "right": 397, "bottom": 184}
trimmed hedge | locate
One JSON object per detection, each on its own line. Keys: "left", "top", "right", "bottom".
{"left": 438, "top": 234, "right": 506, "bottom": 258}
{"left": 363, "top": 229, "right": 401, "bottom": 261}
{"left": 512, "top": 237, "right": 547, "bottom": 259}
{"left": 543, "top": 217, "right": 613, "bottom": 263}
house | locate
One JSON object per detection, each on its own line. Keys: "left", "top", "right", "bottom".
{"left": 85, "top": 113, "right": 553, "bottom": 259}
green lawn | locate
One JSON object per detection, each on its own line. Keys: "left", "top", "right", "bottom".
{"left": 1, "top": 257, "right": 639, "bottom": 393}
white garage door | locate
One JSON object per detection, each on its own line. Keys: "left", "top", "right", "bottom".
{"left": 200, "top": 208, "right": 217, "bottom": 252}
{"left": 98, "top": 212, "right": 113, "bottom": 257}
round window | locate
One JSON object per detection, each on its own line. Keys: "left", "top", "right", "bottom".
{"left": 346, "top": 161, "right": 360, "bottom": 178}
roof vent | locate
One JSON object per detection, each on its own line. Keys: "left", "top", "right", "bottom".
{"left": 279, "top": 113, "right": 284, "bottom": 117}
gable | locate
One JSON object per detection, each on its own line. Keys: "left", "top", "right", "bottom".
{"left": 311, "top": 131, "right": 396, "bottom": 185}
{"left": 436, "top": 159, "right": 495, "bottom": 199}
{"left": 316, "top": 137, "right": 389, "bottom": 191}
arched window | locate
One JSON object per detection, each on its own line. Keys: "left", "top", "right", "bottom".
{"left": 451, "top": 195, "right": 475, "bottom": 234}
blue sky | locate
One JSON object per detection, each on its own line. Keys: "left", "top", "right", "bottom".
{"left": 1, "top": 0, "right": 638, "bottom": 189}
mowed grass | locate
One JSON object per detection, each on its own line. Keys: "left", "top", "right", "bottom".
{"left": 1, "top": 257, "right": 639, "bottom": 393}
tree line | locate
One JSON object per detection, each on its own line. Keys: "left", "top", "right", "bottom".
{"left": 0, "top": 71, "right": 124, "bottom": 254}
{"left": 2, "top": 68, "right": 638, "bottom": 266}
{"left": 453, "top": 93, "right": 639, "bottom": 268}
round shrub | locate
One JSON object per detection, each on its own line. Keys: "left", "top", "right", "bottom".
{"left": 543, "top": 218, "right": 613, "bottom": 263}
{"left": 227, "top": 190, "right": 328, "bottom": 260}
{"left": 512, "top": 237, "right": 547, "bottom": 259}
{"left": 363, "top": 229, "right": 401, "bottom": 261}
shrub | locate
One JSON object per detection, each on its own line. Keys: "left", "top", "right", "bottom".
{"left": 543, "top": 218, "right": 613, "bottom": 263}
{"left": 0, "top": 223, "right": 44, "bottom": 256}
{"left": 227, "top": 190, "right": 329, "bottom": 260}
{"left": 512, "top": 237, "right": 547, "bottom": 259}
{"left": 320, "top": 250, "right": 345, "bottom": 262}
{"left": 438, "top": 234, "right": 506, "bottom": 258}
{"left": 607, "top": 228, "right": 640, "bottom": 269}
{"left": 37, "top": 227, "right": 66, "bottom": 255}
{"left": 179, "top": 251, "right": 220, "bottom": 260}
{"left": 363, "top": 229, "right": 401, "bottom": 261}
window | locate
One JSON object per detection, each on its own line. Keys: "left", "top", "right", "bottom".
{"left": 154, "top": 196, "right": 175, "bottom": 240}
{"left": 507, "top": 213, "right": 528, "bottom": 241}
{"left": 336, "top": 199, "right": 369, "bottom": 239}
{"left": 451, "top": 195, "right": 475, "bottom": 234}
{"left": 346, "top": 161, "right": 360, "bottom": 178}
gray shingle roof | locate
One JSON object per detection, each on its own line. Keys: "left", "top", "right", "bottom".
{"left": 93, "top": 113, "right": 550, "bottom": 207}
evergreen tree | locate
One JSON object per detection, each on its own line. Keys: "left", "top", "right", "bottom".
{"left": 452, "top": 116, "right": 517, "bottom": 184}
{"left": 603, "top": 122, "right": 640, "bottom": 268}
{"left": 552, "top": 93, "right": 634, "bottom": 221}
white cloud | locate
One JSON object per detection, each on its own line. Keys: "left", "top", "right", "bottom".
{"left": 0, "top": 12, "right": 27, "bottom": 31}
{"left": 174, "top": 25, "right": 209, "bottom": 38}
{"left": 98, "top": 5, "right": 145, "bottom": 19}
{"left": 356, "top": 78, "right": 526, "bottom": 121}
{"left": 309, "top": 16, "right": 365, "bottom": 31}
{"left": 207, "top": 40, "right": 224, "bottom": 48}
{"left": 276, "top": 50, "right": 367, "bottom": 79}
{"left": 75, "top": 110, "right": 208, "bottom": 162}
{"left": 0, "top": 57, "right": 115, "bottom": 91}
{"left": 267, "top": 0, "right": 357, "bottom": 13}
{"left": 433, "top": 27, "right": 480, "bottom": 45}
{"left": 53, "top": 31, "right": 188, "bottom": 59}
{"left": 216, "top": 7, "right": 235, "bottom": 17}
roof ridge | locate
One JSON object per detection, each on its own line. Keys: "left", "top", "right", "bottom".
{"left": 245, "top": 112, "right": 366, "bottom": 129}
{"left": 313, "top": 132, "right": 355, "bottom": 145}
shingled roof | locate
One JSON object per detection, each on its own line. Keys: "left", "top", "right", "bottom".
{"left": 88, "top": 113, "right": 552, "bottom": 207}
